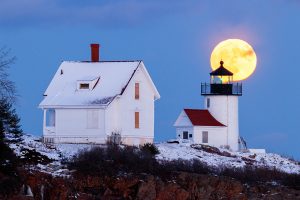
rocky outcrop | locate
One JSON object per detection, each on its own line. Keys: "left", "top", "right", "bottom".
{"left": 5, "top": 170, "right": 300, "bottom": 200}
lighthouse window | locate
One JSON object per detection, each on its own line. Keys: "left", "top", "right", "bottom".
{"left": 189, "top": 134, "right": 193, "bottom": 138}
{"left": 207, "top": 98, "right": 210, "bottom": 108}
{"left": 202, "top": 131, "right": 208, "bottom": 143}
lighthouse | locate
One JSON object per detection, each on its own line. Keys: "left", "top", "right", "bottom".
{"left": 174, "top": 60, "right": 242, "bottom": 151}
{"left": 201, "top": 61, "right": 242, "bottom": 151}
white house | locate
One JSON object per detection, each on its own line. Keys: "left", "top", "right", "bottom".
{"left": 174, "top": 61, "right": 242, "bottom": 151}
{"left": 39, "top": 44, "right": 160, "bottom": 146}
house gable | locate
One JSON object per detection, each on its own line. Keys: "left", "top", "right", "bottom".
{"left": 119, "top": 61, "right": 160, "bottom": 100}
{"left": 174, "top": 110, "right": 193, "bottom": 127}
{"left": 139, "top": 62, "right": 160, "bottom": 100}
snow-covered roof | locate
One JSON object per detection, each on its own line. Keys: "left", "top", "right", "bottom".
{"left": 184, "top": 109, "right": 225, "bottom": 127}
{"left": 39, "top": 60, "right": 159, "bottom": 108}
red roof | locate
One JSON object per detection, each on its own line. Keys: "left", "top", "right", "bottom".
{"left": 184, "top": 109, "right": 225, "bottom": 127}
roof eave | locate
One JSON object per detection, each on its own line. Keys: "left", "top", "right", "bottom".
{"left": 39, "top": 104, "right": 108, "bottom": 109}
{"left": 193, "top": 125, "right": 227, "bottom": 127}
{"left": 139, "top": 61, "right": 161, "bottom": 100}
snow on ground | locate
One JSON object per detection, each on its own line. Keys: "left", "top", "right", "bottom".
{"left": 7, "top": 133, "right": 100, "bottom": 176}
{"left": 7, "top": 134, "right": 300, "bottom": 176}
{"left": 8, "top": 134, "right": 91, "bottom": 160}
{"left": 156, "top": 142, "right": 300, "bottom": 174}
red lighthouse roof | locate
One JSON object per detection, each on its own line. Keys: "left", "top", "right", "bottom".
{"left": 184, "top": 109, "right": 225, "bottom": 127}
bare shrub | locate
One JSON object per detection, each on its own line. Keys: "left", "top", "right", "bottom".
{"left": 107, "top": 132, "right": 121, "bottom": 145}
{"left": 68, "top": 144, "right": 158, "bottom": 177}
{"left": 141, "top": 143, "right": 159, "bottom": 155}
{"left": 68, "top": 144, "right": 211, "bottom": 180}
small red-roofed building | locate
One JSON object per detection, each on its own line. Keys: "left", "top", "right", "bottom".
{"left": 174, "top": 109, "right": 228, "bottom": 149}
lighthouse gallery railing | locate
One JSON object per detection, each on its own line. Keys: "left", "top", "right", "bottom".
{"left": 201, "top": 83, "right": 242, "bottom": 96}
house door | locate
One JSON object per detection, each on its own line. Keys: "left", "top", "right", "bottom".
{"left": 183, "top": 131, "right": 188, "bottom": 139}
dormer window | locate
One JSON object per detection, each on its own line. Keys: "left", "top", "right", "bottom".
{"left": 79, "top": 83, "right": 90, "bottom": 89}
{"left": 80, "top": 83, "right": 90, "bottom": 89}
{"left": 77, "top": 76, "right": 100, "bottom": 91}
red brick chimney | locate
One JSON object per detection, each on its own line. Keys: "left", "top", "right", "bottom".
{"left": 90, "top": 43, "right": 100, "bottom": 62}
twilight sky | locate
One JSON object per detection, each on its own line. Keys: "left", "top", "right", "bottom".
{"left": 1, "top": 0, "right": 300, "bottom": 159}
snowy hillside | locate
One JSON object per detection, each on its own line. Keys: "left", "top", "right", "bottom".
{"left": 7, "top": 134, "right": 300, "bottom": 176}
{"left": 156, "top": 143, "right": 300, "bottom": 174}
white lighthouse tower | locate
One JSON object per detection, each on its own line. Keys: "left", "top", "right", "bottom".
{"left": 201, "top": 61, "right": 242, "bottom": 151}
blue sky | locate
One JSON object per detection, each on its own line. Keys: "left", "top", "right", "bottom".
{"left": 1, "top": 0, "right": 300, "bottom": 159}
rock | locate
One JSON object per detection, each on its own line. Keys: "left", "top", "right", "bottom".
{"left": 156, "top": 183, "right": 189, "bottom": 200}
{"left": 137, "top": 176, "right": 156, "bottom": 200}
{"left": 5, "top": 169, "right": 300, "bottom": 200}
{"left": 249, "top": 154, "right": 257, "bottom": 159}
{"left": 103, "top": 188, "right": 113, "bottom": 196}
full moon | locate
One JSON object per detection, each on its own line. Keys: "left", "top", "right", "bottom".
{"left": 210, "top": 39, "right": 257, "bottom": 82}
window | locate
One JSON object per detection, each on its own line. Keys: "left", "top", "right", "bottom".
{"left": 87, "top": 109, "right": 99, "bottom": 129}
{"left": 46, "top": 109, "right": 55, "bottom": 127}
{"left": 183, "top": 131, "right": 188, "bottom": 139}
{"left": 135, "top": 82, "right": 139, "bottom": 99}
{"left": 189, "top": 134, "right": 193, "bottom": 138}
{"left": 202, "top": 131, "right": 208, "bottom": 143}
{"left": 207, "top": 98, "right": 210, "bottom": 108}
{"left": 135, "top": 112, "right": 140, "bottom": 128}
{"left": 80, "top": 83, "right": 89, "bottom": 89}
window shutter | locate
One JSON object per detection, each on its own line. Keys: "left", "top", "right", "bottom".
{"left": 135, "top": 112, "right": 139, "bottom": 128}
{"left": 135, "top": 83, "right": 139, "bottom": 99}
